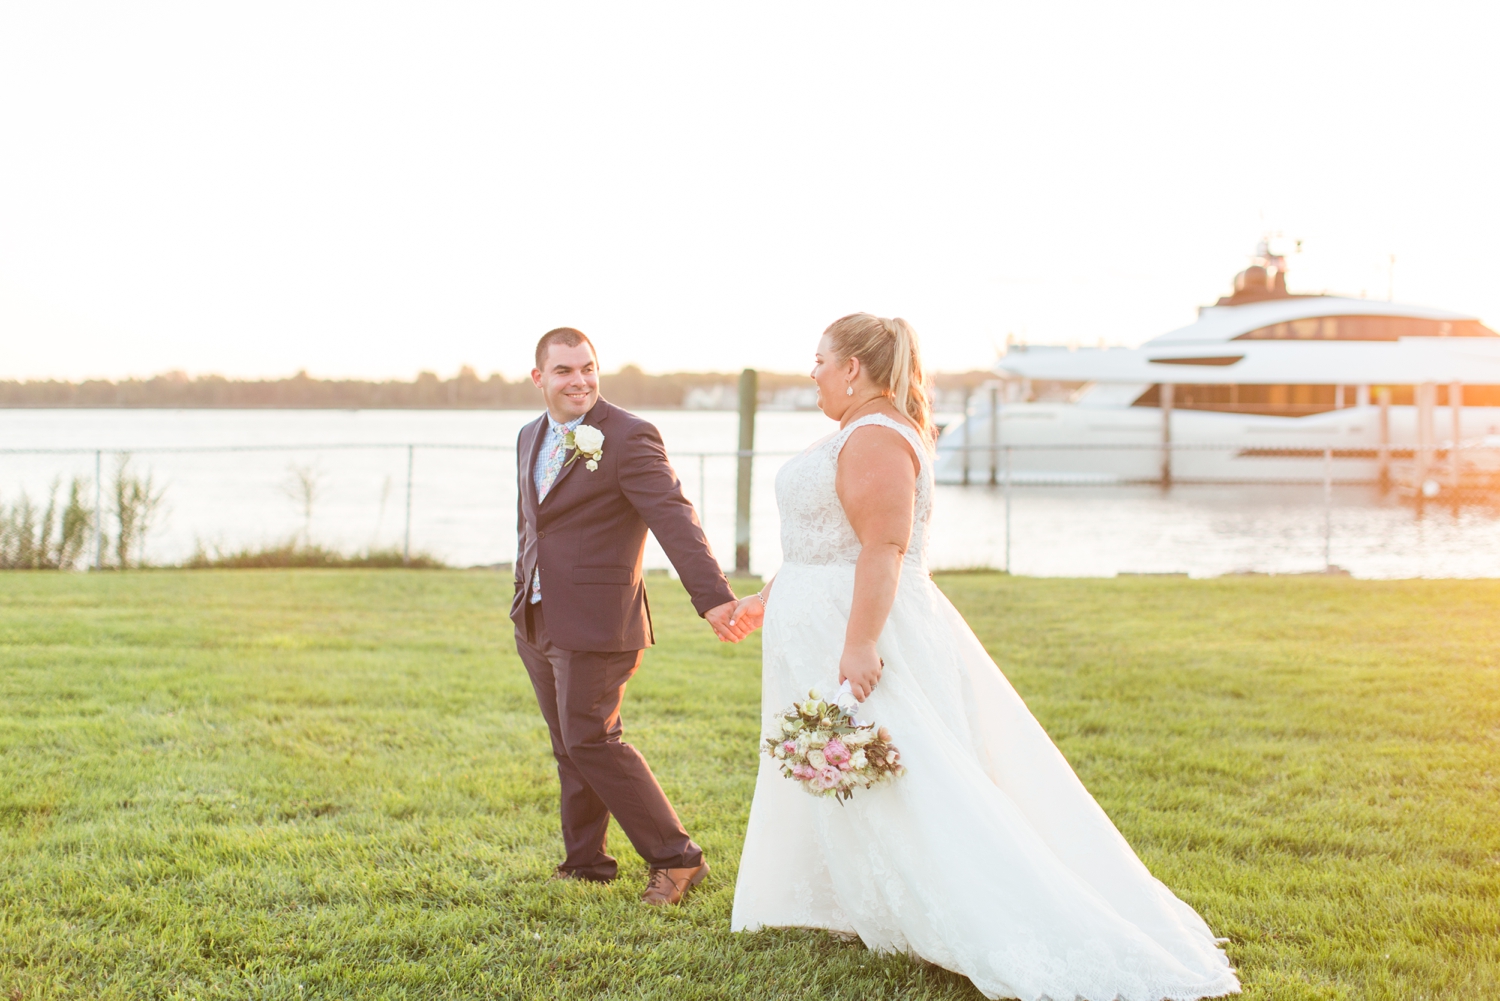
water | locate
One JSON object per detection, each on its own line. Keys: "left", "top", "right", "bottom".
{"left": 938, "top": 483, "right": 1500, "bottom": 578}
{"left": 3, "top": 409, "right": 1499, "bottom": 578}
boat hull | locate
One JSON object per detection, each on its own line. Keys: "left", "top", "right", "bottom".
{"left": 934, "top": 403, "right": 1500, "bottom": 485}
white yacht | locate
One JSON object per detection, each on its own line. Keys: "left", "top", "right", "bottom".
{"left": 936, "top": 243, "right": 1500, "bottom": 485}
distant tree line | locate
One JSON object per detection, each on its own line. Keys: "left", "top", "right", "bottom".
{"left": 0, "top": 366, "right": 995, "bottom": 409}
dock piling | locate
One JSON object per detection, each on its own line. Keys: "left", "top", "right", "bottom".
{"left": 1415, "top": 382, "right": 1437, "bottom": 488}
{"left": 1450, "top": 381, "right": 1463, "bottom": 495}
{"left": 960, "top": 391, "right": 971, "bottom": 486}
{"left": 1377, "top": 387, "right": 1392, "bottom": 491}
{"left": 1160, "top": 384, "right": 1174, "bottom": 487}
{"left": 735, "top": 369, "right": 757, "bottom": 574}
{"left": 987, "top": 385, "right": 999, "bottom": 486}
{"left": 1003, "top": 445, "right": 1012, "bottom": 574}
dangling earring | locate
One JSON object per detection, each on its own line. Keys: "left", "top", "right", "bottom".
{"left": 845, "top": 383, "right": 854, "bottom": 397}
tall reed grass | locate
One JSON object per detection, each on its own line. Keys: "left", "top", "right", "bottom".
{"left": 4, "top": 457, "right": 451, "bottom": 570}
{"left": 1, "top": 457, "right": 168, "bottom": 570}
{"left": 0, "top": 478, "right": 93, "bottom": 569}
{"left": 112, "top": 455, "right": 166, "bottom": 569}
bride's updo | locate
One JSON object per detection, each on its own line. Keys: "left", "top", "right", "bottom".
{"left": 825, "top": 313, "right": 934, "bottom": 445}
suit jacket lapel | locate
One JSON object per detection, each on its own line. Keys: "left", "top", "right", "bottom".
{"left": 539, "top": 398, "right": 614, "bottom": 509}
{"left": 520, "top": 414, "right": 547, "bottom": 520}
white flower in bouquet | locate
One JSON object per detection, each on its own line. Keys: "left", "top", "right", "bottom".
{"left": 806, "top": 748, "right": 827, "bottom": 770}
{"left": 850, "top": 749, "right": 868, "bottom": 769}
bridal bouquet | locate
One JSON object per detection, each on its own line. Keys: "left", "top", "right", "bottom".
{"left": 763, "top": 682, "right": 905, "bottom": 802}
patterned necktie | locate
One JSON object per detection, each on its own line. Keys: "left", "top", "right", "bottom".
{"left": 537, "top": 429, "right": 568, "bottom": 501}
{"left": 531, "top": 424, "right": 571, "bottom": 604}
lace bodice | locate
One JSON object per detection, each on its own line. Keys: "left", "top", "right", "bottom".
{"left": 775, "top": 414, "right": 933, "bottom": 568}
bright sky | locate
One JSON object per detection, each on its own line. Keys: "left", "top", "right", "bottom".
{"left": 1, "top": 3, "right": 1496, "bottom": 382}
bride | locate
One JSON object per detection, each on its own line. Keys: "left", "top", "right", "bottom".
{"left": 725, "top": 314, "right": 1240, "bottom": 1001}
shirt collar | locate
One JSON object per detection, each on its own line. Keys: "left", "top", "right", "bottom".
{"left": 547, "top": 413, "right": 586, "bottom": 435}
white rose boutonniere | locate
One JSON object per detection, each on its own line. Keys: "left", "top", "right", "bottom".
{"left": 564, "top": 424, "right": 605, "bottom": 471}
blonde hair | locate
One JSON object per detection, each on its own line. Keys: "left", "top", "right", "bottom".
{"left": 825, "top": 313, "right": 934, "bottom": 445}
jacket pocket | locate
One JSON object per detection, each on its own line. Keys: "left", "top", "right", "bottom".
{"left": 573, "top": 565, "right": 634, "bottom": 585}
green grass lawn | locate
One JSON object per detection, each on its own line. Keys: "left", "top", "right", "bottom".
{"left": 0, "top": 571, "right": 1496, "bottom": 1000}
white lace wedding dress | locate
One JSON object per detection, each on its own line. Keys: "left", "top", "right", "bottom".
{"left": 731, "top": 414, "right": 1240, "bottom": 1001}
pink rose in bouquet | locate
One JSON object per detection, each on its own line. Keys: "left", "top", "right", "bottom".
{"left": 823, "top": 738, "right": 850, "bottom": 766}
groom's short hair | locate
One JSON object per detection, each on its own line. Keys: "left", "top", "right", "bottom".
{"left": 535, "top": 327, "right": 597, "bottom": 370}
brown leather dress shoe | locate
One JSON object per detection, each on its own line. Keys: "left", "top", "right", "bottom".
{"left": 640, "top": 861, "right": 710, "bottom": 906}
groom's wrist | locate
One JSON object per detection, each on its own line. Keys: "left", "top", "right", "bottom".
{"left": 690, "top": 585, "right": 738, "bottom": 617}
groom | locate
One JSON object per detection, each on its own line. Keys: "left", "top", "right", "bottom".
{"left": 513, "top": 327, "right": 745, "bottom": 906}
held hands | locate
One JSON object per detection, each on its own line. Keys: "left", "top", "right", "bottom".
{"left": 704, "top": 600, "right": 756, "bottom": 643}
{"left": 838, "top": 641, "right": 883, "bottom": 702}
{"left": 727, "top": 594, "right": 765, "bottom": 635}
{"left": 702, "top": 592, "right": 767, "bottom": 644}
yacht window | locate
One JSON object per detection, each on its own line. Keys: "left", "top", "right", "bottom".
{"left": 1233, "top": 316, "right": 1497, "bottom": 341}
{"left": 1134, "top": 383, "right": 1500, "bottom": 415}
{"left": 1148, "top": 356, "right": 1245, "bottom": 366}
{"left": 1371, "top": 386, "right": 1500, "bottom": 406}
{"left": 1456, "top": 386, "right": 1500, "bottom": 406}
{"left": 1135, "top": 383, "right": 1355, "bottom": 416}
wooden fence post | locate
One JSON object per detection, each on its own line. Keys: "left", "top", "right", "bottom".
{"left": 735, "top": 369, "right": 757, "bottom": 574}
